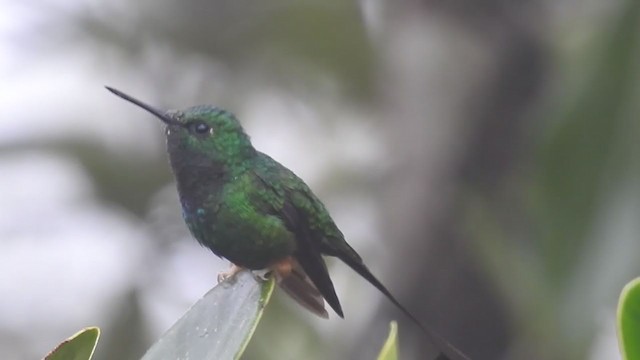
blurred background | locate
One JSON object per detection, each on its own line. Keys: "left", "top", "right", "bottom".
{"left": 1, "top": 0, "right": 639, "bottom": 359}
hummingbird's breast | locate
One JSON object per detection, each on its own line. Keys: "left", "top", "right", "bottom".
{"left": 175, "top": 171, "right": 227, "bottom": 256}
{"left": 168, "top": 150, "right": 296, "bottom": 268}
{"left": 167, "top": 150, "right": 228, "bottom": 246}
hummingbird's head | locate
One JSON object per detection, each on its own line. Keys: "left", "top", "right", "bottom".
{"left": 106, "top": 86, "right": 256, "bottom": 171}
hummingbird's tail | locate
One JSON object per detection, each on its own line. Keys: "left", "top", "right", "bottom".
{"left": 277, "top": 260, "right": 329, "bottom": 319}
{"left": 331, "top": 250, "right": 470, "bottom": 360}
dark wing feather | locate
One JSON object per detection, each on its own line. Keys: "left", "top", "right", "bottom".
{"left": 253, "top": 154, "right": 343, "bottom": 318}
{"left": 280, "top": 200, "right": 343, "bottom": 318}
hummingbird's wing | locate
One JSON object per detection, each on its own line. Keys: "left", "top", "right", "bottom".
{"left": 282, "top": 199, "right": 345, "bottom": 318}
{"left": 253, "top": 153, "right": 344, "bottom": 318}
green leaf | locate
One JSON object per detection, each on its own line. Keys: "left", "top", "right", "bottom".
{"left": 618, "top": 277, "right": 640, "bottom": 360}
{"left": 141, "top": 271, "right": 276, "bottom": 360}
{"left": 377, "top": 321, "right": 398, "bottom": 360}
{"left": 44, "top": 327, "right": 100, "bottom": 360}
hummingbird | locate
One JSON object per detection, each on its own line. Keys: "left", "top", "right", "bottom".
{"left": 106, "top": 86, "right": 469, "bottom": 360}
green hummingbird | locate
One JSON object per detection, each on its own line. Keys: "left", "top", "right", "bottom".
{"left": 106, "top": 86, "right": 468, "bottom": 360}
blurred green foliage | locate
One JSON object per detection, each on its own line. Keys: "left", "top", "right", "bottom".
{"left": 471, "top": 0, "right": 640, "bottom": 357}
{"left": 618, "top": 278, "right": 640, "bottom": 360}
{"left": 44, "top": 327, "right": 100, "bottom": 360}
{"left": 376, "top": 322, "right": 398, "bottom": 360}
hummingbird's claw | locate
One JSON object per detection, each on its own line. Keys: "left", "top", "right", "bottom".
{"left": 217, "top": 263, "right": 244, "bottom": 283}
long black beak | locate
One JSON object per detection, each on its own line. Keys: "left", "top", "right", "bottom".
{"left": 105, "top": 86, "right": 182, "bottom": 126}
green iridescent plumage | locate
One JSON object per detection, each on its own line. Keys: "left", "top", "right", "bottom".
{"left": 164, "top": 104, "right": 350, "bottom": 314}
{"left": 106, "top": 87, "right": 469, "bottom": 360}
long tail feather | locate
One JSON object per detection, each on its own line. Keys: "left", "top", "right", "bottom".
{"left": 336, "top": 253, "right": 470, "bottom": 360}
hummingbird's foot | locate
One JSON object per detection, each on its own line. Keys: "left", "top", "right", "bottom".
{"left": 268, "top": 256, "right": 294, "bottom": 283}
{"left": 217, "top": 263, "right": 244, "bottom": 283}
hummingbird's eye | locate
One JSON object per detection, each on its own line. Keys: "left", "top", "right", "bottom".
{"left": 189, "top": 121, "right": 212, "bottom": 136}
